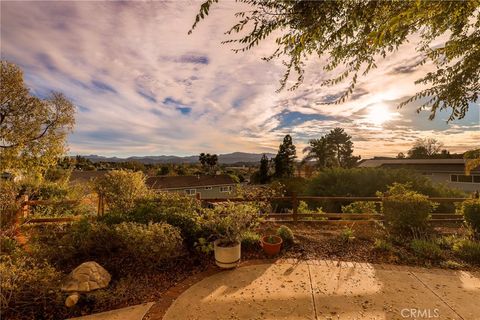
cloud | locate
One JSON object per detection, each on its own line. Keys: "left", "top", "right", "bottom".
{"left": 1, "top": 1, "right": 478, "bottom": 158}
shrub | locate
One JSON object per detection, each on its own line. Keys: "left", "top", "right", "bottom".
{"left": 410, "top": 239, "right": 443, "bottom": 260}
{"left": 276, "top": 225, "right": 294, "bottom": 246}
{"left": 382, "top": 183, "right": 435, "bottom": 236}
{"left": 435, "top": 235, "right": 459, "bottom": 250}
{"left": 453, "top": 239, "right": 480, "bottom": 264}
{"left": 31, "top": 220, "right": 183, "bottom": 272}
{"left": 306, "top": 167, "right": 464, "bottom": 212}
{"left": 203, "top": 203, "right": 259, "bottom": 245}
{"left": 373, "top": 239, "right": 393, "bottom": 252}
{"left": 100, "top": 192, "right": 203, "bottom": 246}
{"left": 0, "top": 254, "right": 65, "bottom": 320}
{"left": 93, "top": 170, "right": 150, "bottom": 213}
{"left": 342, "top": 201, "right": 377, "bottom": 214}
{"left": 0, "top": 180, "right": 19, "bottom": 230}
{"left": 114, "top": 222, "right": 183, "bottom": 265}
{"left": 440, "top": 260, "right": 464, "bottom": 269}
{"left": 339, "top": 227, "right": 356, "bottom": 243}
{"left": 241, "top": 231, "right": 261, "bottom": 250}
{"left": 462, "top": 199, "right": 480, "bottom": 237}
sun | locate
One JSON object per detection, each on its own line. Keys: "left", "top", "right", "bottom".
{"left": 366, "top": 105, "right": 394, "bottom": 126}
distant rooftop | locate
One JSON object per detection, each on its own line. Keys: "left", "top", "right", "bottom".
{"left": 146, "top": 175, "right": 236, "bottom": 190}
{"left": 359, "top": 159, "right": 467, "bottom": 168}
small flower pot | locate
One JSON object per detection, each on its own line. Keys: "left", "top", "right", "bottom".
{"left": 261, "top": 235, "right": 283, "bottom": 256}
{"left": 214, "top": 239, "right": 241, "bottom": 269}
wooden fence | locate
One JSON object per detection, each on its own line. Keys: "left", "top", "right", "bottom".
{"left": 19, "top": 194, "right": 468, "bottom": 227}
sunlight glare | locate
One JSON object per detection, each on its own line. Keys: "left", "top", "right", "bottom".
{"left": 366, "top": 105, "right": 394, "bottom": 126}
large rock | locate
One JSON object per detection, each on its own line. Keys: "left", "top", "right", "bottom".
{"left": 62, "top": 261, "right": 111, "bottom": 293}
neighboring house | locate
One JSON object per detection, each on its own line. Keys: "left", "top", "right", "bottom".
{"left": 146, "top": 175, "right": 237, "bottom": 199}
{"left": 69, "top": 170, "right": 109, "bottom": 184}
{"left": 359, "top": 159, "right": 480, "bottom": 192}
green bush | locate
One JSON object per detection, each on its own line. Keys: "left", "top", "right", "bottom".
{"left": 342, "top": 201, "right": 377, "bottom": 214}
{"left": 31, "top": 219, "right": 183, "bottom": 272}
{"left": 453, "top": 239, "right": 480, "bottom": 264}
{"left": 277, "top": 225, "right": 294, "bottom": 246}
{"left": 382, "top": 184, "right": 435, "bottom": 236}
{"left": 114, "top": 222, "right": 183, "bottom": 264}
{"left": 373, "top": 239, "right": 393, "bottom": 252}
{"left": 462, "top": 199, "right": 480, "bottom": 237}
{"left": 339, "top": 227, "right": 355, "bottom": 243}
{"left": 0, "top": 180, "right": 19, "bottom": 230}
{"left": 0, "top": 254, "right": 65, "bottom": 320}
{"left": 305, "top": 167, "right": 464, "bottom": 212}
{"left": 203, "top": 203, "right": 259, "bottom": 245}
{"left": 100, "top": 192, "right": 203, "bottom": 246}
{"left": 93, "top": 170, "right": 150, "bottom": 213}
{"left": 241, "top": 231, "right": 261, "bottom": 250}
{"left": 410, "top": 239, "right": 443, "bottom": 260}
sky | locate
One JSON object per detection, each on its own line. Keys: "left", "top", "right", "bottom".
{"left": 1, "top": 1, "right": 479, "bottom": 158}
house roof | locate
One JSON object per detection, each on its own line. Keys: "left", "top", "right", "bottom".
{"left": 146, "top": 175, "right": 236, "bottom": 190}
{"left": 358, "top": 159, "right": 480, "bottom": 173}
{"left": 359, "top": 159, "right": 467, "bottom": 168}
{"left": 69, "top": 170, "right": 108, "bottom": 183}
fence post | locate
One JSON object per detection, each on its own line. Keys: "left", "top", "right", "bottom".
{"left": 292, "top": 193, "right": 298, "bottom": 223}
{"left": 97, "top": 193, "right": 105, "bottom": 216}
{"left": 21, "top": 194, "right": 29, "bottom": 218}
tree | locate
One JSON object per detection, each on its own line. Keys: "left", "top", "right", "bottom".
{"left": 273, "top": 134, "right": 296, "bottom": 178}
{"left": 93, "top": 170, "right": 149, "bottom": 213}
{"left": 191, "top": 1, "right": 479, "bottom": 121}
{"left": 303, "top": 128, "right": 359, "bottom": 169}
{"left": 464, "top": 148, "right": 480, "bottom": 175}
{"left": 396, "top": 152, "right": 406, "bottom": 159}
{"left": 302, "top": 136, "right": 335, "bottom": 169}
{"left": 407, "top": 138, "right": 444, "bottom": 159}
{"left": 1, "top": 61, "right": 75, "bottom": 174}
{"left": 326, "top": 128, "right": 360, "bottom": 168}
{"left": 257, "top": 154, "right": 270, "bottom": 184}
{"left": 199, "top": 153, "right": 218, "bottom": 174}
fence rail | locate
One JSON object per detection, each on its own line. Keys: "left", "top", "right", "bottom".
{"left": 19, "top": 194, "right": 468, "bottom": 226}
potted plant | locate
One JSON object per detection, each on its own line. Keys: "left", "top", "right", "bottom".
{"left": 205, "top": 203, "right": 258, "bottom": 268}
{"left": 261, "top": 235, "right": 283, "bottom": 256}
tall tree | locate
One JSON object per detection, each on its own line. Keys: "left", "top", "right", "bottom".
{"left": 191, "top": 1, "right": 479, "bottom": 121}
{"left": 325, "top": 128, "right": 360, "bottom": 168}
{"left": 0, "top": 61, "right": 75, "bottom": 174}
{"left": 302, "top": 137, "right": 335, "bottom": 169}
{"left": 274, "top": 134, "right": 296, "bottom": 178}
{"left": 407, "top": 138, "right": 444, "bottom": 159}
{"left": 199, "top": 152, "right": 218, "bottom": 174}
{"left": 258, "top": 153, "right": 270, "bottom": 184}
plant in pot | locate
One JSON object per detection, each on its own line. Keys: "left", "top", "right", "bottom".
{"left": 261, "top": 234, "right": 283, "bottom": 256}
{"left": 204, "top": 203, "right": 259, "bottom": 268}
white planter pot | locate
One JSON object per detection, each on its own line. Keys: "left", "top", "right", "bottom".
{"left": 214, "top": 240, "right": 241, "bottom": 269}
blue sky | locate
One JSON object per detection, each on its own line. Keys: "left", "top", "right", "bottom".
{"left": 1, "top": 1, "right": 479, "bottom": 158}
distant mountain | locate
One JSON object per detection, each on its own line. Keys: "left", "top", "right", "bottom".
{"left": 80, "top": 152, "right": 276, "bottom": 164}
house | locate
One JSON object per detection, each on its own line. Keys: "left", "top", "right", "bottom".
{"left": 358, "top": 159, "right": 480, "bottom": 192}
{"left": 69, "top": 170, "right": 109, "bottom": 184}
{"left": 146, "top": 175, "right": 237, "bottom": 199}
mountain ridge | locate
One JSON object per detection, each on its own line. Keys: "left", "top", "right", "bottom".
{"left": 78, "top": 152, "right": 276, "bottom": 164}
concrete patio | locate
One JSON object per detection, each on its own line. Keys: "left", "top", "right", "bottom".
{"left": 72, "top": 260, "right": 480, "bottom": 320}
{"left": 161, "top": 261, "right": 479, "bottom": 320}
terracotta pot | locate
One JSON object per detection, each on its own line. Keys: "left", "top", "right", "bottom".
{"left": 261, "top": 235, "right": 283, "bottom": 256}
{"left": 214, "top": 239, "right": 241, "bottom": 269}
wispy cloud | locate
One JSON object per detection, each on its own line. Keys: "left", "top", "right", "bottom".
{"left": 1, "top": 1, "right": 478, "bottom": 158}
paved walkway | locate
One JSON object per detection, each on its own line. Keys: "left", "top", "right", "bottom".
{"left": 160, "top": 260, "right": 480, "bottom": 320}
